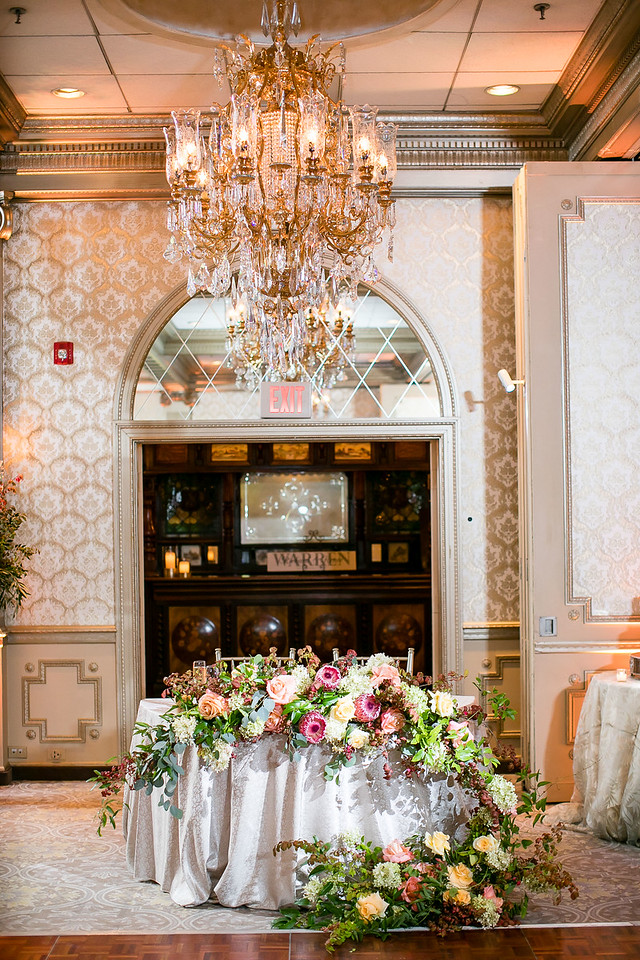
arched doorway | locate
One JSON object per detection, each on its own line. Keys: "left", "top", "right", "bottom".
{"left": 113, "top": 278, "right": 461, "bottom": 748}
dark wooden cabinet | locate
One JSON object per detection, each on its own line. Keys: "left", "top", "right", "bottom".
{"left": 143, "top": 441, "right": 431, "bottom": 695}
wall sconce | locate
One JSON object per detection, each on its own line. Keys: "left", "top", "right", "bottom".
{"left": 497, "top": 369, "right": 525, "bottom": 393}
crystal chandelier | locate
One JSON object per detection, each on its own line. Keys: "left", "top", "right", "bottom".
{"left": 163, "top": 0, "right": 397, "bottom": 381}
{"left": 226, "top": 301, "right": 355, "bottom": 388}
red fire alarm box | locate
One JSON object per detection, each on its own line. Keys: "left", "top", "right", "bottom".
{"left": 53, "top": 342, "right": 73, "bottom": 365}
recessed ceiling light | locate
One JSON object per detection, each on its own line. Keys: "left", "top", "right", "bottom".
{"left": 52, "top": 87, "right": 85, "bottom": 99}
{"left": 485, "top": 84, "right": 520, "bottom": 97}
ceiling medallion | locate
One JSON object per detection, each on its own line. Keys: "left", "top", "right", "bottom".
{"left": 163, "top": 0, "right": 397, "bottom": 382}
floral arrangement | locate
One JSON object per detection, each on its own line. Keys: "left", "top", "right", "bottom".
{"left": 91, "top": 647, "right": 577, "bottom": 950}
{"left": 0, "top": 464, "right": 37, "bottom": 612}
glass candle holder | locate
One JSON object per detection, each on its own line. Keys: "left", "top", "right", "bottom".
{"left": 193, "top": 660, "right": 206, "bottom": 682}
{"left": 164, "top": 549, "right": 176, "bottom": 577}
{"left": 178, "top": 560, "right": 190, "bottom": 578}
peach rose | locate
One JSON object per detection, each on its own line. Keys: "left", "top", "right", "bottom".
{"left": 371, "top": 662, "right": 401, "bottom": 688}
{"left": 444, "top": 888, "right": 471, "bottom": 905}
{"left": 472, "top": 834, "right": 499, "bottom": 855}
{"left": 379, "top": 708, "right": 405, "bottom": 734}
{"left": 424, "top": 831, "right": 451, "bottom": 856}
{"left": 198, "top": 691, "right": 229, "bottom": 720}
{"left": 347, "top": 727, "right": 370, "bottom": 749}
{"left": 447, "top": 863, "right": 473, "bottom": 889}
{"left": 330, "top": 696, "right": 356, "bottom": 723}
{"left": 356, "top": 892, "right": 388, "bottom": 922}
{"left": 266, "top": 674, "right": 299, "bottom": 705}
{"left": 382, "top": 839, "right": 414, "bottom": 863}
{"left": 264, "top": 703, "right": 284, "bottom": 732}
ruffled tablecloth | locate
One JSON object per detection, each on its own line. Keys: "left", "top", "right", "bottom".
{"left": 572, "top": 672, "right": 640, "bottom": 844}
{"left": 122, "top": 698, "right": 476, "bottom": 909}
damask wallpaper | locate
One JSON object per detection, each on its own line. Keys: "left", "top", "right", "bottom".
{"left": 2, "top": 198, "right": 518, "bottom": 627}
{"left": 387, "top": 198, "right": 518, "bottom": 624}
{"left": 2, "top": 202, "right": 184, "bottom": 625}
{"left": 565, "top": 200, "right": 640, "bottom": 618}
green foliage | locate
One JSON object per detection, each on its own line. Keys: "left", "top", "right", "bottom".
{"left": 0, "top": 468, "right": 37, "bottom": 612}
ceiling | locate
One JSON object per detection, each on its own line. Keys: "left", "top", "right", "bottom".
{"left": 1, "top": 0, "right": 640, "bottom": 200}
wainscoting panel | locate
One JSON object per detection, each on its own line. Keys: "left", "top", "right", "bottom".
{"left": 5, "top": 639, "right": 118, "bottom": 766}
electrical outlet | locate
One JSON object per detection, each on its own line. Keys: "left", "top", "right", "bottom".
{"left": 49, "top": 749, "right": 64, "bottom": 762}
{"left": 9, "top": 746, "right": 27, "bottom": 759}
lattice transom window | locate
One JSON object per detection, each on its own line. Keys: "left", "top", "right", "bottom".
{"left": 134, "top": 288, "right": 439, "bottom": 421}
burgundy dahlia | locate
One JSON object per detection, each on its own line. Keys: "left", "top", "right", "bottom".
{"left": 314, "top": 664, "right": 342, "bottom": 690}
{"left": 354, "top": 693, "right": 381, "bottom": 722}
{"left": 299, "top": 710, "right": 326, "bottom": 743}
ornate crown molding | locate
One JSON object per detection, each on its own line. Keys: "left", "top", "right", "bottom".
{"left": 0, "top": 110, "right": 566, "bottom": 199}
{"left": 543, "top": 0, "right": 640, "bottom": 150}
{"left": 0, "top": 75, "right": 25, "bottom": 146}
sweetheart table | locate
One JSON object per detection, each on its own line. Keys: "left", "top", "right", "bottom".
{"left": 122, "top": 698, "right": 476, "bottom": 909}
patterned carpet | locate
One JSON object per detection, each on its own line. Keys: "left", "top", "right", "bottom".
{"left": 0, "top": 781, "right": 639, "bottom": 935}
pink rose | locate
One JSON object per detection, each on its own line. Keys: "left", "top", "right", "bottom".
{"left": 198, "top": 691, "right": 229, "bottom": 720}
{"left": 315, "top": 664, "right": 341, "bottom": 690}
{"left": 299, "top": 710, "right": 326, "bottom": 743}
{"left": 382, "top": 839, "right": 414, "bottom": 863}
{"left": 266, "top": 673, "right": 299, "bottom": 705}
{"left": 483, "top": 885, "right": 504, "bottom": 910}
{"left": 264, "top": 703, "right": 284, "bottom": 732}
{"left": 379, "top": 708, "right": 405, "bottom": 734}
{"left": 447, "top": 719, "right": 472, "bottom": 748}
{"left": 371, "top": 662, "right": 401, "bottom": 688}
{"left": 354, "top": 693, "right": 381, "bottom": 721}
{"left": 400, "top": 876, "right": 423, "bottom": 903}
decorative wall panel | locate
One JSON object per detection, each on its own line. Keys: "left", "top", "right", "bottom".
{"left": 386, "top": 198, "right": 518, "bottom": 624}
{"left": 563, "top": 199, "right": 640, "bottom": 620}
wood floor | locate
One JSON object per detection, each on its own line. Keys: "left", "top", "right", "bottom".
{"left": 2, "top": 927, "right": 640, "bottom": 960}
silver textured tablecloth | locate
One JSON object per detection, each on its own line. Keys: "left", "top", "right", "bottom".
{"left": 123, "top": 698, "right": 475, "bottom": 909}
{"left": 573, "top": 672, "right": 640, "bottom": 844}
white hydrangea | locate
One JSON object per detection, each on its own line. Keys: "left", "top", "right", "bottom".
{"left": 372, "top": 861, "right": 402, "bottom": 890}
{"left": 242, "top": 718, "right": 265, "bottom": 738}
{"left": 422, "top": 740, "right": 447, "bottom": 772}
{"left": 290, "top": 664, "right": 312, "bottom": 694}
{"left": 337, "top": 831, "right": 361, "bottom": 849}
{"left": 400, "top": 682, "right": 431, "bottom": 716}
{"left": 303, "top": 875, "right": 327, "bottom": 905}
{"left": 485, "top": 846, "right": 512, "bottom": 871}
{"left": 228, "top": 692, "right": 245, "bottom": 712}
{"left": 487, "top": 775, "right": 518, "bottom": 814}
{"left": 471, "top": 895, "right": 501, "bottom": 928}
{"left": 365, "top": 652, "right": 394, "bottom": 669}
{"left": 201, "top": 739, "right": 234, "bottom": 772}
{"left": 339, "top": 665, "right": 374, "bottom": 699}
{"left": 171, "top": 715, "right": 197, "bottom": 743}
{"left": 324, "top": 718, "right": 348, "bottom": 742}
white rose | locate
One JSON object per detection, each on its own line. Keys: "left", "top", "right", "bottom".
{"left": 431, "top": 690, "right": 455, "bottom": 717}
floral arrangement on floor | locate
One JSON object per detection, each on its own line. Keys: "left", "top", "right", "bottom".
{"left": 90, "top": 647, "right": 577, "bottom": 950}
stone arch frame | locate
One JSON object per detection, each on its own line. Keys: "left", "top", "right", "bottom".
{"left": 113, "top": 276, "right": 462, "bottom": 750}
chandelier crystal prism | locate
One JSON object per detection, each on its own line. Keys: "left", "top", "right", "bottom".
{"left": 163, "top": 0, "right": 397, "bottom": 382}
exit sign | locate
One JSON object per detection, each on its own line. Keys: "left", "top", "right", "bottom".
{"left": 260, "top": 382, "right": 312, "bottom": 418}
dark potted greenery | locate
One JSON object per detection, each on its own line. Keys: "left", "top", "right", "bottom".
{"left": 0, "top": 466, "right": 36, "bottom": 612}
